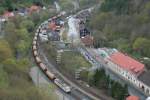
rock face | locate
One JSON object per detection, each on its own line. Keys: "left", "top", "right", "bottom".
{"left": 67, "top": 16, "right": 80, "bottom": 45}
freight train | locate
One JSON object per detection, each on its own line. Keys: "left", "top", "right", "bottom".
{"left": 32, "top": 13, "right": 71, "bottom": 93}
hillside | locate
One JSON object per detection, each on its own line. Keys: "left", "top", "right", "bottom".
{"left": 0, "top": 0, "right": 99, "bottom": 99}
{"left": 0, "top": 0, "right": 58, "bottom": 100}
{"left": 88, "top": 0, "right": 150, "bottom": 69}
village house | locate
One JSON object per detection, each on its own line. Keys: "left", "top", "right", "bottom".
{"left": 2, "top": 11, "right": 14, "bottom": 21}
{"left": 29, "top": 5, "right": 41, "bottom": 14}
{"left": 126, "top": 95, "right": 140, "bottom": 100}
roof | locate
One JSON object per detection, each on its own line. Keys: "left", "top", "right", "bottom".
{"left": 138, "top": 71, "right": 150, "bottom": 87}
{"left": 49, "top": 22, "right": 57, "bottom": 31}
{"left": 81, "top": 35, "right": 93, "bottom": 46}
{"left": 109, "top": 52, "right": 144, "bottom": 74}
{"left": 18, "top": 8, "right": 27, "bottom": 13}
{"left": 3, "top": 11, "right": 14, "bottom": 18}
{"left": 126, "top": 96, "right": 139, "bottom": 100}
{"left": 29, "top": 5, "right": 41, "bottom": 13}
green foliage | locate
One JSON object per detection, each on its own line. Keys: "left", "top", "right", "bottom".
{"left": 2, "top": 0, "right": 14, "bottom": 11}
{"left": 16, "top": 40, "right": 29, "bottom": 56}
{"left": 80, "top": 70, "right": 89, "bottom": 82}
{"left": 0, "top": 0, "right": 55, "bottom": 13}
{"left": 0, "top": 86, "right": 58, "bottom": 100}
{"left": 4, "top": 16, "right": 36, "bottom": 58}
{"left": 89, "top": 12, "right": 111, "bottom": 30}
{"left": 0, "top": 66, "right": 9, "bottom": 89}
{"left": 20, "top": 20, "right": 34, "bottom": 32}
{"left": 29, "top": 9, "right": 56, "bottom": 26}
{"left": 133, "top": 37, "right": 150, "bottom": 57}
{"left": 89, "top": 69, "right": 128, "bottom": 100}
{"left": 0, "top": 3, "right": 58, "bottom": 99}
{"left": 0, "top": 6, "right": 5, "bottom": 15}
{"left": 88, "top": 0, "right": 150, "bottom": 59}
{"left": 143, "top": 59, "right": 150, "bottom": 70}
{"left": 59, "top": 0, "right": 74, "bottom": 11}
{"left": 78, "top": 0, "right": 98, "bottom": 8}
{"left": 61, "top": 51, "right": 91, "bottom": 74}
{"left": 0, "top": 40, "right": 13, "bottom": 62}
{"left": 101, "top": 0, "right": 130, "bottom": 14}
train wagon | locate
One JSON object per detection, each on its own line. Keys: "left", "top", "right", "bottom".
{"left": 32, "top": 40, "right": 37, "bottom": 45}
{"left": 33, "top": 50, "right": 38, "bottom": 57}
{"left": 46, "top": 71, "right": 55, "bottom": 80}
{"left": 33, "top": 36, "right": 38, "bottom": 41}
{"left": 54, "top": 78, "right": 71, "bottom": 93}
{"left": 39, "top": 63, "right": 47, "bottom": 72}
{"left": 35, "top": 56, "right": 42, "bottom": 64}
{"left": 35, "top": 32, "right": 39, "bottom": 37}
{"left": 32, "top": 45, "right": 37, "bottom": 51}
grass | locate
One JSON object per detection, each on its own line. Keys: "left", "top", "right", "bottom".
{"left": 61, "top": 51, "right": 91, "bottom": 74}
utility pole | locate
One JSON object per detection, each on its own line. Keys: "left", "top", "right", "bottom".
{"left": 0, "top": 18, "right": 2, "bottom": 35}
{"left": 37, "top": 67, "right": 40, "bottom": 87}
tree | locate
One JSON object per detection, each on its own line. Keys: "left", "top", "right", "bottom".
{"left": 0, "top": 40, "right": 13, "bottom": 62}
{"left": 93, "top": 69, "right": 105, "bottom": 86}
{"left": 15, "top": 40, "right": 30, "bottom": 57}
{"left": 0, "top": 66, "right": 9, "bottom": 88}
{"left": 89, "top": 12, "right": 111, "bottom": 30}
{"left": 20, "top": 20, "right": 34, "bottom": 32}
{"left": 133, "top": 37, "right": 150, "bottom": 57}
{"left": 3, "top": 0, "right": 14, "bottom": 11}
{"left": 4, "top": 22, "right": 18, "bottom": 50}
{"left": 59, "top": 0, "right": 74, "bottom": 11}
{"left": 101, "top": 0, "right": 130, "bottom": 14}
{"left": 0, "top": 7, "right": 5, "bottom": 15}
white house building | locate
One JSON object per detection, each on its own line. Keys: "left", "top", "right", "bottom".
{"left": 87, "top": 47, "right": 150, "bottom": 96}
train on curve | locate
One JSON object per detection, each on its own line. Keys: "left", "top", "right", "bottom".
{"left": 32, "top": 13, "right": 71, "bottom": 93}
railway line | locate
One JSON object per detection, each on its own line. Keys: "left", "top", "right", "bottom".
{"left": 32, "top": 8, "right": 114, "bottom": 100}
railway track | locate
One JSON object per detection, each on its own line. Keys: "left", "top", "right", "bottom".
{"left": 32, "top": 8, "right": 114, "bottom": 100}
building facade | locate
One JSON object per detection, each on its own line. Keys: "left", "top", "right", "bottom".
{"left": 88, "top": 48, "right": 150, "bottom": 96}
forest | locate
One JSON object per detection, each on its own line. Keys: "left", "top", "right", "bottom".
{"left": 0, "top": 0, "right": 99, "bottom": 99}
{"left": 88, "top": 0, "right": 150, "bottom": 69}
{"left": 0, "top": 0, "right": 58, "bottom": 100}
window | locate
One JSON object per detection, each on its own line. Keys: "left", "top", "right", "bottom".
{"left": 141, "top": 85, "right": 145, "bottom": 91}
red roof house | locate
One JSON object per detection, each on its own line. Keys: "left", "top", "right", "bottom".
{"left": 109, "top": 52, "right": 144, "bottom": 75}
{"left": 126, "top": 96, "right": 140, "bottom": 100}
{"left": 3, "top": 11, "right": 14, "bottom": 19}
{"left": 29, "top": 5, "right": 41, "bottom": 14}
{"left": 49, "top": 22, "right": 57, "bottom": 31}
